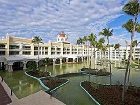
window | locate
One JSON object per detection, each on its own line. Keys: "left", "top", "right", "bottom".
{"left": 34, "top": 51, "right": 38, "bottom": 55}
{"left": 23, "top": 46, "right": 31, "bottom": 50}
{"left": 22, "top": 51, "right": 31, "bottom": 55}
{"left": 0, "top": 51, "right": 5, "bottom": 55}
{"left": 9, "top": 51, "right": 19, "bottom": 55}
{"left": 0, "top": 44, "right": 5, "bottom": 49}
{"left": 9, "top": 45, "right": 19, "bottom": 49}
{"left": 34, "top": 47, "right": 38, "bottom": 50}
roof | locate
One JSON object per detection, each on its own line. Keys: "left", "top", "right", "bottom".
{"left": 58, "top": 31, "right": 66, "bottom": 37}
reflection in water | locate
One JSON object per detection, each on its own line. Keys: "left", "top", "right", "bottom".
{"left": 0, "top": 59, "right": 140, "bottom": 102}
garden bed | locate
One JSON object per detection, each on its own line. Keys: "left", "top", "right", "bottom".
{"left": 56, "top": 73, "right": 85, "bottom": 78}
{"left": 81, "top": 81, "right": 140, "bottom": 105}
{"left": 27, "top": 70, "right": 50, "bottom": 78}
{"left": 41, "top": 77, "right": 68, "bottom": 91}
{"left": 80, "top": 68, "right": 111, "bottom": 76}
{"left": 116, "top": 67, "right": 126, "bottom": 69}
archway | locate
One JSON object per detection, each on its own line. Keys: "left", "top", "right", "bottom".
{"left": 78, "top": 57, "right": 82, "bottom": 62}
{"left": 38, "top": 59, "right": 45, "bottom": 66}
{"left": 62, "top": 58, "right": 66, "bottom": 63}
{"left": 0, "top": 62, "right": 5, "bottom": 70}
{"left": 45, "top": 58, "right": 53, "bottom": 65}
{"left": 26, "top": 61, "right": 37, "bottom": 70}
{"left": 12, "top": 62, "right": 23, "bottom": 71}
{"left": 68, "top": 58, "right": 73, "bottom": 62}
{"left": 55, "top": 58, "right": 60, "bottom": 64}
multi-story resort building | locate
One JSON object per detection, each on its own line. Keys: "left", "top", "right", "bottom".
{"left": 0, "top": 32, "right": 139, "bottom": 72}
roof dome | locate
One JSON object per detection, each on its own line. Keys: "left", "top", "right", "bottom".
{"left": 57, "top": 31, "right": 68, "bottom": 42}
{"left": 58, "top": 31, "right": 66, "bottom": 37}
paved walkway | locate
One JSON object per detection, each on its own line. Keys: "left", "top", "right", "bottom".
{"left": 0, "top": 76, "right": 18, "bottom": 102}
{"left": 9, "top": 90, "right": 65, "bottom": 105}
{"left": 0, "top": 83, "right": 12, "bottom": 105}
{"left": 0, "top": 76, "right": 65, "bottom": 105}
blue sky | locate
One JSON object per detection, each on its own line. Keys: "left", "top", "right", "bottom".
{"left": 0, "top": 0, "right": 139, "bottom": 46}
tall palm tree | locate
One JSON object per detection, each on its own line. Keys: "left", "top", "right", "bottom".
{"left": 127, "top": 40, "right": 140, "bottom": 84}
{"left": 96, "top": 38, "right": 105, "bottom": 69}
{"left": 99, "top": 28, "right": 113, "bottom": 85}
{"left": 125, "top": 40, "right": 128, "bottom": 60}
{"left": 87, "top": 33, "right": 97, "bottom": 69}
{"left": 77, "top": 37, "right": 85, "bottom": 63}
{"left": 114, "top": 43, "right": 121, "bottom": 66}
{"left": 122, "top": 0, "right": 140, "bottom": 103}
{"left": 76, "top": 37, "right": 85, "bottom": 45}
{"left": 32, "top": 36, "right": 43, "bottom": 70}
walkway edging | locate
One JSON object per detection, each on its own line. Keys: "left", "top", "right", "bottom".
{"left": 80, "top": 81, "right": 101, "bottom": 105}
{"left": 24, "top": 72, "right": 50, "bottom": 90}
{"left": 25, "top": 72, "right": 69, "bottom": 92}
{"left": 50, "top": 79, "right": 69, "bottom": 92}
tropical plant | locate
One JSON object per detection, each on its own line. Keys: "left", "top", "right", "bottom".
{"left": 99, "top": 28, "right": 113, "bottom": 85}
{"left": 122, "top": 0, "right": 140, "bottom": 103}
{"left": 76, "top": 37, "right": 85, "bottom": 45}
{"left": 87, "top": 33, "right": 97, "bottom": 69}
{"left": 96, "top": 38, "right": 105, "bottom": 69}
{"left": 32, "top": 36, "right": 43, "bottom": 70}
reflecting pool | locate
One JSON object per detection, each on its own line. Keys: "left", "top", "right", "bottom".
{"left": 0, "top": 60, "right": 140, "bottom": 105}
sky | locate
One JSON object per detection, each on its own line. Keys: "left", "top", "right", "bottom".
{"left": 0, "top": 0, "right": 139, "bottom": 46}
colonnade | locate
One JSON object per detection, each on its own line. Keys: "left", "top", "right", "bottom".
{"left": 3, "top": 56, "right": 91, "bottom": 72}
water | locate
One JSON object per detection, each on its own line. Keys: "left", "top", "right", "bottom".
{"left": 0, "top": 60, "right": 140, "bottom": 105}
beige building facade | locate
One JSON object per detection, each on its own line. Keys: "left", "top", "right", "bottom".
{"left": 0, "top": 32, "right": 139, "bottom": 72}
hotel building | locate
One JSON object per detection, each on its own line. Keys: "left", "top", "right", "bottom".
{"left": 0, "top": 32, "right": 139, "bottom": 72}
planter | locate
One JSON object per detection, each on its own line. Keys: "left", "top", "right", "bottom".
{"left": 80, "top": 81, "right": 101, "bottom": 105}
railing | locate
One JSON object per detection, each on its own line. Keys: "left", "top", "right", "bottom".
{"left": 0, "top": 47, "right": 5, "bottom": 49}
{"left": 1, "top": 77, "right": 13, "bottom": 96}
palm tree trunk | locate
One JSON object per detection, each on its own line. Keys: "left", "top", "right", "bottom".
{"left": 107, "top": 37, "right": 112, "bottom": 86}
{"left": 122, "top": 15, "right": 137, "bottom": 104}
{"left": 37, "top": 43, "right": 40, "bottom": 70}
{"left": 119, "top": 48, "right": 121, "bottom": 67}
{"left": 94, "top": 47, "right": 96, "bottom": 69}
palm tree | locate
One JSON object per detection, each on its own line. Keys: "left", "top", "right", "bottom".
{"left": 122, "top": 0, "right": 140, "bottom": 103}
{"left": 87, "top": 33, "right": 97, "bottom": 69}
{"left": 127, "top": 40, "right": 140, "bottom": 84}
{"left": 125, "top": 40, "right": 128, "bottom": 60}
{"left": 32, "top": 36, "right": 43, "bottom": 70}
{"left": 99, "top": 28, "right": 113, "bottom": 85}
{"left": 76, "top": 37, "right": 85, "bottom": 45}
{"left": 114, "top": 43, "right": 121, "bottom": 66}
{"left": 96, "top": 38, "right": 105, "bottom": 69}
{"left": 77, "top": 37, "right": 85, "bottom": 63}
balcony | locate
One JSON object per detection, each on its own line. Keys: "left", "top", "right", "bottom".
{"left": 0, "top": 44, "right": 5, "bottom": 49}
{"left": 22, "top": 46, "right": 31, "bottom": 50}
{"left": 9, "top": 45, "right": 19, "bottom": 49}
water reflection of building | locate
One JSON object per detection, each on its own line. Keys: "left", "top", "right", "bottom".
{"left": 0, "top": 32, "right": 139, "bottom": 72}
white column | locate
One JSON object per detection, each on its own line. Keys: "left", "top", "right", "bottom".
{"left": 5, "top": 64, "right": 8, "bottom": 71}
{"left": 35, "top": 60, "right": 39, "bottom": 69}
{"left": 48, "top": 42, "right": 52, "bottom": 56}
{"left": 53, "top": 59, "right": 56, "bottom": 65}
{"left": 81, "top": 57, "right": 83, "bottom": 62}
{"left": 60, "top": 58, "right": 62, "bottom": 64}
{"left": 23, "top": 61, "right": 27, "bottom": 70}
{"left": 70, "top": 44, "right": 72, "bottom": 55}
{"left": 73, "top": 58, "right": 75, "bottom": 63}
{"left": 76, "top": 58, "right": 78, "bottom": 62}
{"left": 31, "top": 43, "right": 34, "bottom": 56}
{"left": 61, "top": 43, "right": 63, "bottom": 56}
{"left": 19, "top": 43, "right": 22, "bottom": 55}
{"left": 66, "top": 58, "right": 68, "bottom": 63}
{"left": 8, "top": 64, "right": 13, "bottom": 72}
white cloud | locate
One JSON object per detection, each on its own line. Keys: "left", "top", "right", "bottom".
{"left": 0, "top": 0, "right": 125, "bottom": 43}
